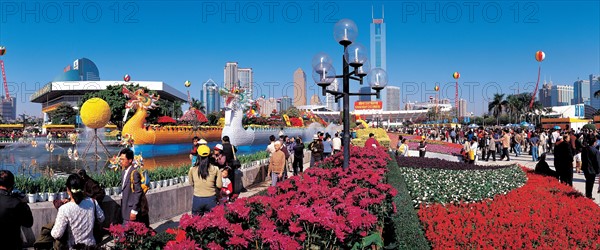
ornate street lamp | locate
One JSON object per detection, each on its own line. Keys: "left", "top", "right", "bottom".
{"left": 313, "top": 19, "right": 388, "bottom": 170}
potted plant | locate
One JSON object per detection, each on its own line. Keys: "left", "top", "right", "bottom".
{"left": 47, "top": 178, "right": 58, "bottom": 202}
{"left": 38, "top": 177, "right": 49, "bottom": 202}
{"left": 54, "top": 178, "right": 68, "bottom": 200}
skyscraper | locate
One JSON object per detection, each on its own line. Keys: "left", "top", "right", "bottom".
{"left": 293, "top": 68, "right": 307, "bottom": 107}
{"left": 224, "top": 62, "right": 238, "bottom": 90}
{"left": 385, "top": 86, "right": 400, "bottom": 111}
{"left": 257, "top": 97, "right": 278, "bottom": 116}
{"left": 539, "top": 82, "right": 553, "bottom": 107}
{"left": 279, "top": 96, "right": 292, "bottom": 112}
{"left": 550, "top": 85, "right": 574, "bottom": 106}
{"left": 0, "top": 97, "right": 16, "bottom": 121}
{"left": 370, "top": 6, "right": 386, "bottom": 71}
{"left": 573, "top": 79, "right": 590, "bottom": 105}
{"left": 238, "top": 67, "right": 253, "bottom": 99}
{"left": 458, "top": 99, "right": 468, "bottom": 118}
{"left": 589, "top": 74, "right": 600, "bottom": 109}
{"left": 202, "top": 79, "right": 220, "bottom": 114}
{"left": 359, "top": 87, "right": 372, "bottom": 101}
{"left": 325, "top": 79, "right": 339, "bottom": 111}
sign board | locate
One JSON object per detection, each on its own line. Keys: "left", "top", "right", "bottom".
{"left": 354, "top": 101, "right": 382, "bottom": 110}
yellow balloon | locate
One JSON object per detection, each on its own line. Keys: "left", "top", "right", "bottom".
{"left": 80, "top": 98, "right": 112, "bottom": 129}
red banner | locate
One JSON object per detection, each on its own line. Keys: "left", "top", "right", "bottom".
{"left": 354, "top": 101, "right": 382, "bottom": 110}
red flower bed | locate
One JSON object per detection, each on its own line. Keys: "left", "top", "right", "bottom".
{"left": 407, "top": 142, "right": 462, "bottom": 155}
{"left": 164, "top": 146, "right": 395, "bottom": 249}
{"left": 418, "top": 168, "right": 600, "bottom": 249}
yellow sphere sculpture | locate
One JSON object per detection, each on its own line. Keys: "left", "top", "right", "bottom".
{"left": 80, "top": 98, "right": 111, "bottom": 129}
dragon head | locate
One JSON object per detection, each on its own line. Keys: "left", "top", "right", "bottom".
{"left": 123, "top": 86, "right": 160, "bottom": 110}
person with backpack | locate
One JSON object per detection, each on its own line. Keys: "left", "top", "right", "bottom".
{"left": 119, "top": 148, "right": 149, "bottom": 226}
{"left": 189, "top": 145, "right": 223, "bottom": 215}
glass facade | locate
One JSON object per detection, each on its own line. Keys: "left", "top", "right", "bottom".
{"left": 202, "top": 79, "right": 221, "bottom": 114}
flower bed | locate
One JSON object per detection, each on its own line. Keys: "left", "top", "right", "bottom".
{"left": 406, "top": 142, "right": 462, "bottom": 155}
{"left": 117, "top": 146, "right": 397, "bottom": 249}
{"left": 396, "top": 157, "right": 526, "bottom": 206}
{"left": 418, "top": 168, "right": 600, "bottom": 249}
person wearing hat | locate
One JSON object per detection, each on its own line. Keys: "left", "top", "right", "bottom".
{"left": 308, "top": 134, "right": 323, "bottom": 168}
{"left": 188, "top": 145, "right": 222, "bottom": 215}
{"left": 211, "top": 144, "right": 226, "bottom": 169}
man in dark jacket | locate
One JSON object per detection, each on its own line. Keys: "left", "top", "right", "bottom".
{"left": 0, "top": 170, "right": 34, "bottom": 249}
{"left": 221, "top": 136, "right": 238, "bottom": 194}
{"left": 581, "top": 137, "right": 600, "bottom": 199}
{"left": 554, "top": 135, "right": 574, "bottom": 186}
{"left": 293, "top": 137, "right": 305, "bottom": 175}
{"left": 309, "top": 134, "right": 324, "bottom": 167}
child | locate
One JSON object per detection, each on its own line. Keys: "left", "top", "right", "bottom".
{"left": 574, "top": 149, "right": 582, "bottom": 174}
{"left": 219, "top": 167, "right": 233, "bottom": 204}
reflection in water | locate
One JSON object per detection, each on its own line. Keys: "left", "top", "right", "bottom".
{"left": 1, "top": 142, "right": 267, "bottom": 177}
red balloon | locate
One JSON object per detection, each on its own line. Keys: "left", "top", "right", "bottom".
{"left": 453, "top": 72, "right": 460, "bottom": 79}
{"left": 124, "top": 74, "right": 131, "bottom": 82}
{"left": 535, "top": 51, "right": 545, "bottom": 62}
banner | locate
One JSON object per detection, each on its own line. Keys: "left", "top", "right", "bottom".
{"left": 354, "top": 101, "right": 382, "bottom": 110}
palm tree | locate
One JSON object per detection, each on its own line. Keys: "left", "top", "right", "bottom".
{"left": 190, "top": 98, "right": 206, "bottom": 114}
{"left": 488, "top": 93, "right": 506, "bottom": 125}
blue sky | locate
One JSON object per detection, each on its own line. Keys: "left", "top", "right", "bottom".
{"left": 1, "top": 0, "right": 599, "bottom": 117}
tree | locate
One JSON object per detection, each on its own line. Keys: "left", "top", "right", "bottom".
{"left": 285, "top": 106, "right": 300, "bottom": 118}
{"left": 48, "top": 103, "right": 77, "bottom": 125}
{"left": 488, "top": 93, "right": 507, "bottom": 125}
{"left": 190, "top": 98, "right": 206, "bottom": 114}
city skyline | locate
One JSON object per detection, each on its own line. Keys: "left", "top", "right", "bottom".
{"left": 0, "top": 1, "right": 598, "bottom": 117}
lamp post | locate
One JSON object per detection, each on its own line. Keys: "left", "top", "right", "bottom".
{"left": 313, "top": 19, "right": 388, "bottom": 170}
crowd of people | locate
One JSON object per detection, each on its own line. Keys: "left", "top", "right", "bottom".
{"left": 396, "top": 125, "right": 600, "bottom": 200}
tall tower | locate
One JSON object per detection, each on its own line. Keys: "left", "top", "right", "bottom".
{"left": 202, "top": 79, "right": 220, "bottom": 114}
{"left": 386, "top": 86, "right": 400, "bottom": 111}
{"left": 238, "top": 67, "right": 253, "bottom": 99}
{"left": 224, "top": 62, "right": 238, "bottom": 90}
{"left": 293, "top": 68, "right": 307, "bottom": 107}
{"left": 370, "top": 6, "right": 386, "bottom": 71}
{"left": 325, "top": 79, "right": 339, "bottom": 111}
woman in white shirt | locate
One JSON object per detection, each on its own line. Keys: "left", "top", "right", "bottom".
{"left": 51, "top": 174, "right": 105, "bottom": 248}
{"left": 469, "top": 137, "right": 479, "bottom": 164}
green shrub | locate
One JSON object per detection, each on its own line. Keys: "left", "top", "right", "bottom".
{"left": 385, "top": 154, "right": 430, "bottom": 250}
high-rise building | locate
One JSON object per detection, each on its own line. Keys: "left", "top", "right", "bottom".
{"left": 201, "top": 79, "right": 220, "bottom": 114}
{"left": 359, "top": 87, "right": 372, "bottom": 101}
{"left": 539, "top": 82, "right": 553, "bottom": 107}
{"left": 370, "top": 6, "right": 386, "bottom": 71}
{"left": 238, "top": 67, "right": 253, "bottom": 99}
{"left": 589, "top": 74, "right": 600, "bottom": 109}
{"left": 0, "top": 96, "right": 16, "bottom": 121}
{"left": 310, "top": 94, "right": 321, "bottom": 105}
{"left": 573, "top": 79, "right": 590, "bottom": 105}
{"left": 293, "top": 68, "right": 307, "bottom": 107}
{"left": 257, "top": 97, "right": 278, "bottom": 116}
{"left": 385, "top": 86, "right": 400, "bottom": 111}
{"left": 224, "top": 62, "right": 238, "bottom": 90}
{"left": 325, "top": 79, "right": 339, "bottom": 111}
{"left": 53, "top": 58, "right": 100, "bottom": 81}
{"left": 279, "top": 96, "right": 292, "bottom": 112}
{"left": 458, "top": 99, "right": 468, "bottom": 118}
{"left": 550, "top": 85, "right": 574, "bottom": 106}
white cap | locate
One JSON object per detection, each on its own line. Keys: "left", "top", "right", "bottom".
{"left": 214, "top": 144, "right": 223, "bottom": 150}
{"left": 199, "top": 139, "right": 207, "bottom": 145}
{"left": 313, "top": 134, "right": 319, "bottom": 140}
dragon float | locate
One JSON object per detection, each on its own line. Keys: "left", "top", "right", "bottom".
{"left": 219, "top": 86, "right": 340, "bottom": 145}
{"left": 121, "top": 87, "right": 222, "bottom": 156}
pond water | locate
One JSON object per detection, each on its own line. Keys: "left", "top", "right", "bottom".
{"left": 0, "top": 141, "right": 268, "bottom": 178}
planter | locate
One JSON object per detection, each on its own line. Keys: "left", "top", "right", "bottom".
{"left": 162, "top": 180, "right": 168, "bottom": 187}
{"left": 27, "top": 193, "right": 37, "bottom": 203}
{"left": 113, "top": 187, "right": 121, "bottom": 196}
{"left": 184, "top": 176, "right": 189, "bottom": 183}
{"left": 168, "top": 178, "right": 174, "bottom": 186}
{"left": 150, "top": 181, "right": 157, "bottom": 189}
{"left": 156, "top": 181, "right": 162, "bottom": 188}
{"left": 38, "top": 192, "right": 48, "bottom": 202}
{"left": 47, "top": 193, "right": 57, "bottom": 202}
{"left": 105, "top": 188, "right": 112, "bottom": 196}
{"left": 59, "top": 192, "right": 68, "bottom": 200}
